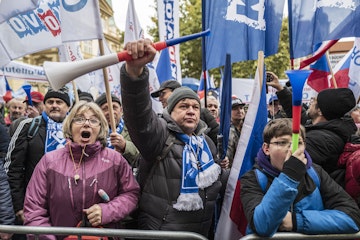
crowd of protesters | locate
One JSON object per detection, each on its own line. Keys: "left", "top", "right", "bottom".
{"left": 0, "top": 39, "right": 359, "bottom": 240}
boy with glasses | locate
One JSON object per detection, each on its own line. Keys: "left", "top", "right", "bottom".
{"left": 240, "top": 118, "right": 360, "bottom": 237}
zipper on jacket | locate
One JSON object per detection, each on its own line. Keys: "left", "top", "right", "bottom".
{"left": 68, "top": 177, "right": 75, "bottom": 209}
{"left": 90, "top": 177, "right": 98, "bottom": 203}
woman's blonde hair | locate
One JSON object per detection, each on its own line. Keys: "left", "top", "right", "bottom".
{"left": 63, "top": 101, "right": 108, "bottom": 147}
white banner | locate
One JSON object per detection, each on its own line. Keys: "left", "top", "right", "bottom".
{"left": 0, "top": 0, "right": 40, "bottom": 23}
{"left": 124, "top": 0, "right": 144, "bottom": 44}
{"left": 233, "top": 78, "right": 317, "bottom": 105}
{"left": 349, "top": 38, "right": 360, "bottom": 101}
{"left": 157, "top": 0, "right": 181, "bottom": 83}
{"left": 125, "top": 0, "right": 162, "bottom": 113}
{"left": 0, "top": 61, "right": 46, "bottom": 81}
{"left": 0, "top": 0, "right": 102, "bottom": 65}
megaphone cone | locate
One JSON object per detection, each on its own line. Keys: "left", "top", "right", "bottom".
{"left": 44, "top": 53, "right": 120, "bottom": 91}
{"left": 44, "top": 29, "right": 211, "bottom": 91}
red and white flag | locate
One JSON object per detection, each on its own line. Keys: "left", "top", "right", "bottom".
{"left": 215, "top": 61, "right": 268, "bottom": 240}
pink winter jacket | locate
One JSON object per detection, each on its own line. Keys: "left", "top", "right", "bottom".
{"left": 24, "top": 141, "right": 140, "bottom": 239}
{"left": 338, "top": 141, "right": 360, "bottom": 206}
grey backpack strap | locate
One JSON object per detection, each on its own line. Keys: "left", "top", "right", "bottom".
{"left": 155, "top": 133, "right": 176, "bottom": 161}
{"left": 27, "top": 116, "right": 42, "bottom": 139}
{"left": 142, "top": 133, "right": 179, "bottom": 190}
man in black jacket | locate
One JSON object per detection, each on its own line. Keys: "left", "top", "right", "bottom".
{"left": 267, "top": 72, "right": 357, "bottom": 180}
{"left": 5, "top": 87, "right": 70, "bottom": 238}
{"left": 120, "top": 39, "right": 228, "bottom": 237}
{"left": 0, "top": 123, "right": 13, "bottom": 240}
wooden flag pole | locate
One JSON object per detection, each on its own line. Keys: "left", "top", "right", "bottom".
{"left": 325, "top": 52, "right": 338, "bottom": 88}
{"left": 98, "top": 38, "right": 116, "bottom": 132}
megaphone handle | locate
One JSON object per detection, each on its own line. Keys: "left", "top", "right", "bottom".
{"left": 116, "top": 41, "right": 168, "bottom": 62}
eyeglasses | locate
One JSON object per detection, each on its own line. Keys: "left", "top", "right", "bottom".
{"left": 269, "top": 140, "right": 304, "bottom": 148}
{"left": 73, "top": 117, "right": 100, "bottom": 127}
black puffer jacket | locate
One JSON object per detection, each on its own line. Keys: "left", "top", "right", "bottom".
{"left": 121, "top": 65, "right": 223, "bottom": 237}
{"left": 276, "top": 87, "right": 357, "bottom": 175}
{"left": 5, "top": 117, "right": 46, "bottom": 213}
{"left": 0, "top": 123, "right": 14, "bottom": 225}
{"left": 306, "top": 119, "right": 356, "bottom": 174}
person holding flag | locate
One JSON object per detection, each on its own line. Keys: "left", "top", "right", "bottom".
{"left": 240, "top": 118, "right": 360, "bottom": 237}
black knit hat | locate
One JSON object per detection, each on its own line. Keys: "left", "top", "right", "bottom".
{"left": 44, "top": 87, "right": 70, "bottom": 106}
{"left": 317, "top": 88, "right": 356, "bottom": 120}
{"left": 77, "top": 90, "right": 94, "bottom": 102}
{"left": 95, "top": 93, "right": 121, "bottom": 107}
{"left": 151, "top": 80, "right": 181, "bottom": 98}
{"left": 167, "top": 86, "right": 200, "bottom": 113}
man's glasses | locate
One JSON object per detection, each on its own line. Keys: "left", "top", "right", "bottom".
{"left": 269, "top": 140, "right": 304, "bottom": 148}
{"left": 73, "top": 117, "right": 100, "bottom": 127}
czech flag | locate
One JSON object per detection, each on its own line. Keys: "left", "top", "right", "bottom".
{"left": 332, "top": 50, "right": 351, "bottom": 88}
{"left": 306, "top": 43, "right": 331, "bottom": 92}
{"left": 3, "top": 76, "right": 12, "bottom": 102}
{"left": 215, "top": 59, "right": 267, "bottom": 240}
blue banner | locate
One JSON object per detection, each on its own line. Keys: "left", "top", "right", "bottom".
{"left": 289, "top": 0, "right": 360, "bottom": 59}
{"left": 204, "top": 0, "right": 285, "bottom": 69}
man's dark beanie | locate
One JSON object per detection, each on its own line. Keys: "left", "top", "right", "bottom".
{"left": 95, "top": 93, "right": 121, "bottom": 107}
{"left": 44, "top": 87, "right": 71, "bottom": 106}
{"left": 317, "top": 88, "right": 356, "bottom": 120}
{"left": 167, "top": 86, "right": 200, "bottom": 113}
{"left": 78, "top": 90, "right": 94, "bottom": 102}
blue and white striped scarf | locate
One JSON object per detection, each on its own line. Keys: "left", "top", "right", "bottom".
{"left": 107, "top": 118, "right": 124, "bottom": 149}
{"left": 174, "top": 133, "right": 221, "bottom": 211}
{"left": 43, "top": 111, "right": 66, "bottom": 153}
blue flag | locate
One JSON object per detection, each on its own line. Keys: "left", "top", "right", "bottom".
{"left": 204, "top": 0, "right": 285, "bottom": 69}
{"left": 289, "top": 0, "right": 360, "bottom": 59}
{"left": 219, "top": 54, "right": 232, "bottom": 160}
{"left": 156, "top": 48, "right": 173, "bottom": 84}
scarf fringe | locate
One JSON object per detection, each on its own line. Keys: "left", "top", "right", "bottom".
{"left": 197, "top": 163, "right": 221, "bottom": 188}
{"left": 173, "top": 193, "right": 204, "bottom": 211}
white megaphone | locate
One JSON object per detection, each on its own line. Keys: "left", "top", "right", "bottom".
{"left": 44, "top": 53, "right": 120, "bottom": 91}
{"left": 44, "top": 30, "right": 211, "bottom": 91}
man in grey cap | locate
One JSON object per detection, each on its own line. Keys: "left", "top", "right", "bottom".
{"left": 95, "top": 93, "right": 139, "bottom": 168}
{"left": 150, "top": 80, "right": 181, "bottom": 108}
{"left": 152, "top": 80, "right": 221, "bottom": 149}
{"left": 226, "top": 97, "right": 247, "bottom": 167}
{"left": 120, "top": 39, "right": 227, "bottom": 237}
